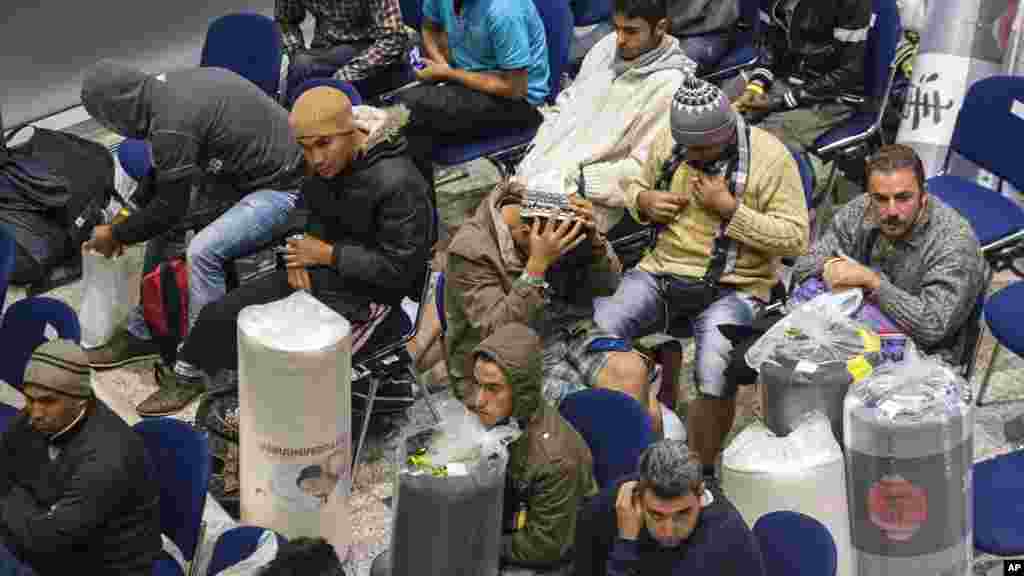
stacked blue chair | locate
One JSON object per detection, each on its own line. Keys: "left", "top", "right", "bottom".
{"left": 205, "top": 526, "right": 288, "bottom": 575}
{"left": 925, "top": 75, "right": 1024, "bottom": 280}
{"left": 430, "top": 0, "right": 573, "bottom": 177}
{"left": 133, "top": 417, "right": 211, "bottom": 576}
{"left": 0, "top": 297, "right": 80, "bottom": 390}
{"left": 976, "top": 282, "right": 1024, "bottom": 406}
{"left": 809, "top": 0, "right": 901, "bottom": 204}
{"left": 559, "top": 388, "right": 655, "bottom": 488}
{"left": 754, "top": 510, "right": 838, "bottom": 576}
{"left": 974, "top": 448, "right": 1024, "bottom": 557}
{"left": 700, "top": 0, "right": 761, "bottom": 83}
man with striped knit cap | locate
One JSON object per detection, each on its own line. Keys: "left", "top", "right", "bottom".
{"left": 592, "top": 76, "right": 808, "bottom": 482}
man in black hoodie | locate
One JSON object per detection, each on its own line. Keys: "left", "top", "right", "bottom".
{"left": 145, "top": 86, "right": 433, "bottom": 416}
{"left": 0, "top": 340, "right": 161, "bottom": 575}
{"left": 79, "top": 60, "right": 306, "bottom": 412}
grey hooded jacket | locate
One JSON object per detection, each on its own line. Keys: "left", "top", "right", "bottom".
{"left": 80, "top": 60, "right": 305, "bottom": 245}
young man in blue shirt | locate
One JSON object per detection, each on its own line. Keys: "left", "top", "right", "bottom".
{"left": 397, "top": 0, "right": 550, "bottom": 190}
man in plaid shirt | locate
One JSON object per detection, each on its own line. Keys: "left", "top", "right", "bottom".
{"left": 277, "top": 0, "right": 412, "bottom": 101}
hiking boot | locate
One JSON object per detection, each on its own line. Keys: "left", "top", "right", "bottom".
{"left": 86, "top": 328, "right": 162, "bottom": 370}
{"left": 137, "top": 364, "right": 204, "bottom": 417}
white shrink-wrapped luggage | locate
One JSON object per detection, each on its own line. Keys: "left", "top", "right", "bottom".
{"left": 843, "top": 347, "right": 973, "bottom": 576}
{"left": 236, "top": 291, "right": 354, "bottom": 562}
{"left": 723, "top": 412, "right": 854, "bottom": 576}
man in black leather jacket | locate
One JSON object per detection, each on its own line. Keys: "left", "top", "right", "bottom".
{"left": 734, "top": 0, "right": 873, "bottom": 194}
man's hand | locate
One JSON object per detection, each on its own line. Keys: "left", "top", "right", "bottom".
{"left": 525, "top": 217, "right": 586, "bottom": 276}
{"left": 83, "top": 225, "right": 124, "bottom": 259}
{"left": 415, "top": 56, "right": 452, "bottom": 83}
{"left": 615, "top": 480, "right": 644, "bottom": 540}
{"left": 823, "top": 257, "right": 882, "bottom": 292}
{"left": 568, "top": 196, "right": 608, "bottom": 260}
{"left": 638, "top": 189, "right": 688, "bottom": 224}
{"left": 288, "top": 267, "right": 312, "bottom": 291}
{"left": 691, "top": 172, "right": 737, "bottom": 219}
{"left": 283, "top": 235, "right": 334, "bottom": 269}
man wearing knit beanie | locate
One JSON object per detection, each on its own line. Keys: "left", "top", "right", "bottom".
{"left": 592, "top": 77, "right": 809, "bottom": 480}
{"left": 0, "top": 340, "right": 161, "bottom": 575}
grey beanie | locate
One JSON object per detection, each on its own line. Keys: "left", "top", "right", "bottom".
{"left": 23, "top": 339, "right": 94, "bottom": 398}
{"left": 670, "top": 76, "right": 737, "bottom": 147}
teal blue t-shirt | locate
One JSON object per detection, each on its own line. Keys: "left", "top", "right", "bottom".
{"left": 422, "top": 0, "right": 550, "bottom": 105}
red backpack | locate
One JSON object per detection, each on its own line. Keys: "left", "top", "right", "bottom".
{"left": 141, "top": 258, "right": 189, "bottom": 361}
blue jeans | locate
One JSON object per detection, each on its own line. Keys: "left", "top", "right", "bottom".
{"left": 0, "top": 541, "right": 34, "bottom": 576}
{"left": 126, "top": 188, "right": 298, "bottom": 340}
{"left": 679, "top": 32, "right": 733, "bottom": 72}
{"left": 593, "top": 269, "right": 762, "bottom": 399}
{"left": 286, "top": 42, "right": 414, "bottom": 103}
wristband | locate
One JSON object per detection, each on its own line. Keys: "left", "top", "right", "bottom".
{"left": 745, "top": 83, "right": 764, "bottom": 96}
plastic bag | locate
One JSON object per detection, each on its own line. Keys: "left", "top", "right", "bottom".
{"left": 724, "top": 411, "right": 842, "bottom": 473}
{"left": 746, "top": 289, "right": 876, "bottom": 371}
{"left": 79, "top": 247, "right": 136, "bottom": 349}
{"left": 389, "top": 399, "right": 522, "bottom": 576}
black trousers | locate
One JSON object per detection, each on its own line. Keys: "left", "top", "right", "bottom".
{"left": 396, "top": 82, "right": 543, "bottom": 200}
{"left": 180, "top": 270, "right": 406, "bottom": 376}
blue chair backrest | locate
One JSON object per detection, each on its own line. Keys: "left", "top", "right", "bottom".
{"left": 435, "top": 271, "right": 447, "bottom": 334}
{"left": 866, "top": 0, "right": 901, "bottom": 103}
{"left": 0, "top": 402, "right": 19, "bottom": 435}
{"left": 0, "top": 297, "right": 80, "bottom": 389}
{"left": 571, "top": 0, "right": 611, "bottom": 27}
{"left": 558, "top": 388, "right": 654, "bottom": 487}
{"left": 289, "top": 78, "right": 364, "bottom": 108}
{"left": 116, "top": 138, "right": 152, "bottom": 182}
{"left": 400, "top": 0, "right": 423, "bottom": 30}
{"left": 206, "top": 526, "right": 288, "bottom": 576}
{"left": 133, "top": 418, "right": 211, "bottom": 562}
{"left": 0, "top": 224, "right": 14, "bottom": 310}
{"left": 946, "top": 75, "right": 1024, "bottom": 193}
{"left": 533, "top": 0, "right": 573, "bottom": 105}
{"left": 201, "top": 13, "right": 284, "bottom": 98}
{"left": 754, "top": 511, "right": 838, "bottom": 576}
{"left": 785, "top": 143, "right": 814, "bottom": 208}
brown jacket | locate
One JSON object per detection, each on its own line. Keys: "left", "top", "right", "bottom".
{"left": 444, "top": 181, "right": 621, "bottom": 398}
{"left": 472, "top": 324, "right": 598, "bottom": 567}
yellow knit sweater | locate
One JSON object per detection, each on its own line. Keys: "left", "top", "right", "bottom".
{"left": 623, "top": 124, "right": 809, "bottom": 302}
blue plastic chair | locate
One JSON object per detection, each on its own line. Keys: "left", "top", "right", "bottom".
{"left": 0, "top": 402, "right": 19, "bottom": 435}
{"left": 571, "top": 0, "right": 610, "bottom": 27}
{"left": 0, "top": 297, "right": 80, "bottom": 390}
{"left": 974, "top": 449, "right": 1024, "bottom": 556}
{"left": 133, "top": 418, "right": 211, "bottom": 575}
{"left": 700, "top": 0, "right": 761, "bottom": 83}
{"left": 559, "top": 388, "right": 655, "bottom": 488}
{"left": 201, "top": 13, "right": 284, "bottom": 100}
{"left": 754, "top": 511, "right": 838, "bottom": 576}
{"left": 0, "top": 224, "right": 14, "bottom": 312}
{"left": 976, "top": 282, "right": 1024, "bottom": 406}
{"left": 809, "top": 0, "right": 901, "bottom": 200}
{"left": 431, "top": 0, "right": 573, "bottom": 176}
{"left": 435, "top": 271, "right": 447, "bottom": 334}
{"left": 926, "top": 75, "right": 1024, "bottom": 278}
{"left": 205, "top": 526, "right": 288, "bottom": 576}
{"left": 288, "top": 77, "right": 364, "bottom": 108}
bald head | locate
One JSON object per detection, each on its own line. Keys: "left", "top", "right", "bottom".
{"left": 289, "top": 86, "right": 354, "bottom": 140}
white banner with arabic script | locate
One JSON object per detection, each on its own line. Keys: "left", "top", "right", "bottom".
{"left": 896, "top": 53, "right": 970, "bottom": 148}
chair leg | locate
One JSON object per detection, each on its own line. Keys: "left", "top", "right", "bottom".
{"left": 408, "top": 365, "right": 440, "bottom": 424}
{"left": 353, "top": 375, "right": 381, "bottom": 484}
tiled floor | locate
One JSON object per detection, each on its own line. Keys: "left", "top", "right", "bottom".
{"left": 3, "top": 119, "right": 1023, "bottom": 575}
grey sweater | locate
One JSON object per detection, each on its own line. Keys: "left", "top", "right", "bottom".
{"left": 792, "top": 194, "right": 987, "bottom": 363}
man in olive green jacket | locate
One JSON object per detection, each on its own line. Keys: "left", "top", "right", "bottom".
{"left": 470, "top": 323, "right": 599, "bottom": 571}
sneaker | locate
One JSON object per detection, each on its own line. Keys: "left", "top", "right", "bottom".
{"left": 86, "top": 328, "right": 162, "bottom": 370}
{"left": 137, "top": 364, "right": 204, "bottom": 417}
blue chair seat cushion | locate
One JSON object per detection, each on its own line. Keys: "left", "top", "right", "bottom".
{"left": 973, "top": 450, "right": 1024, "bottom": 555}
{"left": 117, "top": 138, "right": 152, "bottom": 182}
{"left": 432, "top": 126, "right": 538, "bottom": 167}
{"left": 984, "top": 283, "right": 1024, "bottom": 357}
{"left": 927, "top": 175, "right": 1024, "bottom": 248}
{"left": 812, "top": 111, "right": 877, "bottom": 153}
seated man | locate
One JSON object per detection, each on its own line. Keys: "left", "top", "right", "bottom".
{"left": 0, "top": 340, "right": 161, "bottom": 575}
{"left": 277, "top": 0, "right": 412, "bottom": 102}
{"left": 140, "top": 86, "right": 433, "bottom": 422}
{"left": 80, "top": 61, "right": 303, "bottom": 376}
{"left": 373, "top": 323, "right": 597, "bottom": 575}
{"left": 666, "top": 0, "right": 740, "bottom": 72}
{"left": 593, "top": 77, "right": 808, "bottom": 480}
{"left": 396, "top": 0, "right": 550, "bottom": 187}
{"left": 732, "top": 0, "right": 872, "bottom": 194}
{"left": 724, "top": 144, "right": 988, "bottom": 387}
{"left": 574, "top": 440, "right": 764, "bottom": 575}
